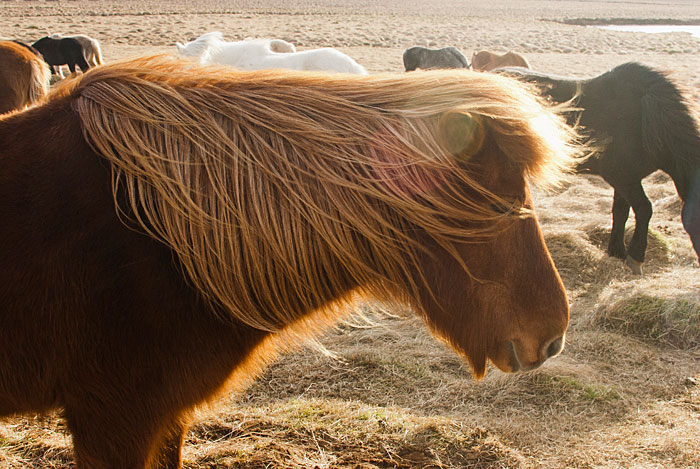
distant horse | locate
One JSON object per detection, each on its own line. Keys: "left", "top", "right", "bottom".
{"left": 50, "top": 33, "right": 103, "bottom": 67}
{"left": 500, "top": 63, "right": 700, "bottom": 272}
{"left": 31, "top": 35, "right": 90, "bottom": 77}
{"left": 0, "top": 40, "right": 50, "bottom": 114}
{"left": 472, "top": 50, "right": 530, "bottom": 72}
{"left": 176, "top": 31, "right": 367, "bottom": 74}
{"left": 403, "top": 46, "right": 470, "bottom": 71}
{"left": 0, "top": 56, "right": 573, "bottom": 467}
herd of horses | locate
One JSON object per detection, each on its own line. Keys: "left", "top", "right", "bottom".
{"left": 0, "top": 29, "right": 698, "bottom": 468}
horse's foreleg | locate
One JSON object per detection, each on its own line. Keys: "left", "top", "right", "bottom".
{"left": 64, "top": 401, "right": 171, "bottom": 469}
{"left": 608, "top": 191, "right": 630, "bottom": 259}
{"left": 681, "top": 168, "right": 700, "bottom": 263}
{"left": 152, "top": 417, "right": 191, "bottom": 469}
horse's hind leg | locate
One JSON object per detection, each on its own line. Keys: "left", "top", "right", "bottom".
{"left": 608, "top": 191, "right": 630, "bottom": 259}
{"left": 77, "top": 56, "right": 90, "bottom": 73}
{"left": 615, "top": 183, "right": 653, "bottom": 273}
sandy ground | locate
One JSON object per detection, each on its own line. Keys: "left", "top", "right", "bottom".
{"left": 1, "top": 1, "right": 699, "bottom": 468}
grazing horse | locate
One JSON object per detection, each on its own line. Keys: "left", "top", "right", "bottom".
{"left": 176, "top": 31, "right": 367, "bottom": 74}
{"left": 0, "top": 56, "right": 574, "bottom": 468}
{"left": 403, "top": 46, "right": 470, "bottom": 71}
{"left": 50, "top": 33, "right": 104, "bottom": 67}
{"left": 500, "top": 63, "right": 700, "bottom": 272}
{"left": 0, "top": 40, "right": 50, "bottom": 114}
{"left": 472, "top": 50, "right": 530, "bottom": 72}
{"left": 31, "top": 35, "right": 90, "bottom": 77}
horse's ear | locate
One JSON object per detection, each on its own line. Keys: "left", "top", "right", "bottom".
{"left": 175, "top": 43, "right": 185, "bottom": 55}
{"left": 439, "top": 110, "right": 485, "bottom": 161}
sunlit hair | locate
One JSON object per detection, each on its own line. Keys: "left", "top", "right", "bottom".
{"left": 53, "top": 55, "right": 577, "bottom": 331}
{"left": 0, "top": 41, "right": 50, "bottom": 113}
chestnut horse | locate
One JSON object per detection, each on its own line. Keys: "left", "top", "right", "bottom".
{"left": 0, "top": 56, "right": 574, "bottom": 468}
{"left": 472, "top": 50, "right": 530, "bottom": 72}
{"left": 0, "top": 40, "right": 51, "bottom": 114}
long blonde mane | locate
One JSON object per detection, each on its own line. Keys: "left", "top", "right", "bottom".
{"left": 55, "top": 56, "right": 576, "bottom": 330}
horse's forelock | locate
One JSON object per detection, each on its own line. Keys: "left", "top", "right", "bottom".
{"left": 67, "top": 56, "right": 577, "bottom": 332}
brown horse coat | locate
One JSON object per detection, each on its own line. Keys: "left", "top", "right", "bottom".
{"left": 0, "top": 56, "right": 574, "bottom": 468}
{"left": 0, "top": 41, "right": 51, "bottom": 114}
{"left": 471, "top": 50, "right": 531, "bottom": 72}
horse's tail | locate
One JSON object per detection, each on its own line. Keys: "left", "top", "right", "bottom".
{"left": 27, "top": 54, "right": 51, "bottom": 105}
{"left": 92, "top": 38, "right": 103, "bottom": 66}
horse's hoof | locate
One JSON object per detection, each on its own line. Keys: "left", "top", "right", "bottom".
{"left": 625, "top": 256, "right": 643, "bottom": 275}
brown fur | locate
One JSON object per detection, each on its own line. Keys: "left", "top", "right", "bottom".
{"left": 471, "top": 50, "right": 531, "bottom": 72}
{"left": 0, "top": 41, "right": 51, "bottom": 114}
{"left": 1, "top": 56, "right": 574, "bottom": 468}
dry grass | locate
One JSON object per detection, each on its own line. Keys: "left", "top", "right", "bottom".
{"left": 184, "top": 400, "right": 522, "bottom": 468}
{"left": 596, "top": 294, "right": 700, "bottom": 349}
{"left": 1, "top": 0, "right": 700, "bottom": 468}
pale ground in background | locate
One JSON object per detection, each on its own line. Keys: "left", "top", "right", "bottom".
{"left": 1, "top": 1, "right": 699, "bottom": 468}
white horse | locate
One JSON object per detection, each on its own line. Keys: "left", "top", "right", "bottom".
{"left": 175, "top": 32, "right": 367, "bottom": 75}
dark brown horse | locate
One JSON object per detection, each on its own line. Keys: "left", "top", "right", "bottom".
{"left": 32, "top": 35, "right": 90, "bottom": 77}
{"left": 0, "top": 41, "right": 51, "bottom": 114}
{"left": 0, "top": 57, "right": 574, "bottom": 468}
{"left": 499, "top": 63, "right": 700, "bottom": 273}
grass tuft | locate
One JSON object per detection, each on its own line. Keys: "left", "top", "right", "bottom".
{"left": 596, "top": 294, "right": 700, "bottom": 349}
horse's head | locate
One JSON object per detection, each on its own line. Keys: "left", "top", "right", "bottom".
{"left": 69, "top": 60, "right": 573, "bottom": 379}
{"left": 393, "top": 98, "right": 573, "bottom": 379}
{"left": 175, "top": 42, "right": 187, "bottom": 57}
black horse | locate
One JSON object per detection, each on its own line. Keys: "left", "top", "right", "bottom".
{"left": 31, "top": 36, "right": 90, "bottom": 77}
{"left": 500, "top": 63, "right": 700, "bottom": 273}
{"left": 403, "top": 46, "right": 470, "bottom": 71}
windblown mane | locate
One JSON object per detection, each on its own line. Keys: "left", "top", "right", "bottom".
{"left": 54, "top": 56, "right": 575, "bottom": 330}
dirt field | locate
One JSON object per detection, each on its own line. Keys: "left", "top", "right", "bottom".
{"left": 1, "top": 0, "right": 699, "bottom": 467}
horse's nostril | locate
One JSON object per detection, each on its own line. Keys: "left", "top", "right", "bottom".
{"left": 544, "top": 336, "right": 565, "bottom": 360}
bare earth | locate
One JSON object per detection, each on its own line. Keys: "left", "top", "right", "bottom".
{"left": 1, "top": 1, "right": 699, "bottom": 468}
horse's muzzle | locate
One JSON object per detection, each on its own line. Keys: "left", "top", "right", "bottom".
{"left": 502, "top": 334, "right": 565, "bottom": 372}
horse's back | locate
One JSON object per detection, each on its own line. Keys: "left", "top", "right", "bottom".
{"left": 300, "top": 47, "right": 367, "bottom": 74}
{"left": 472, "top": 50, "right": 529, "bottom": 71}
